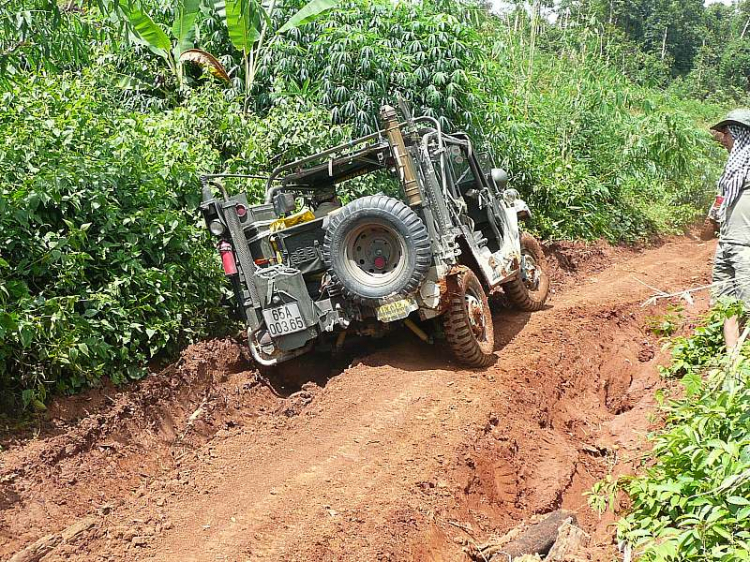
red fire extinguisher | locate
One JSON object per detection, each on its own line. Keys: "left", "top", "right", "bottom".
{"left": 218, "top": 241, "right": 238, "bottom": 276}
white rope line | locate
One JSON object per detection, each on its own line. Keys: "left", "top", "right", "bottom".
{"left": 637, "top": 274, "right": 750, "bottom": 307}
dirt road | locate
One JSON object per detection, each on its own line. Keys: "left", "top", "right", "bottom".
{"left": 0, "top": 236, "right": 716, "bottom": 561}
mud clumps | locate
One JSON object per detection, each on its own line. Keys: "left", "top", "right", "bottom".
{"left": 279, "top": 382, "right": 322, "bottom": 417}
{"left": 445, "top": 300, "right": 707, "bottom": 561}
{"left": 543, "top": 240, "right": 615, "bottom": 283}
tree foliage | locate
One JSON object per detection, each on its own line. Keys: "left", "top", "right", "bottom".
{"left": 0, "top": 0, "right": 104, "bottom": 85}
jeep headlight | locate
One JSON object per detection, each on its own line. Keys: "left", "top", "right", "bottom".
{"left": 209, "top": 220, "right": 226, "bottom": 236}
{"left": 503, "top": 189, "right": 520, "bottom": 205}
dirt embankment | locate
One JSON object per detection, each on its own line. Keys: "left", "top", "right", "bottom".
{"left": 0, "top": 235, "right": 716, "bottom": 562}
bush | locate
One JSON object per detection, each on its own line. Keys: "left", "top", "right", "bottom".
{"left": 590, "top": 302, "right": 750, "bottom": 561}
{"left": 0, "top": 71, "right": 348, "bottom": 412}
{"left": 619, "top": 363, "right": 750, "bottom": 561}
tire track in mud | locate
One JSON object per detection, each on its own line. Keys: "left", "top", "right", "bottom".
{"left": 0, "top": 236, "right": 716, "bottom": 562}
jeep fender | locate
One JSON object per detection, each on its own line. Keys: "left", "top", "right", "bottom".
{"left": 514, "top": 199, "right": 532, "bottom": 220}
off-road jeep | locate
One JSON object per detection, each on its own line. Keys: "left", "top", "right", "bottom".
{"left": 200, "top": 103, "right": 550, "bottom": 368}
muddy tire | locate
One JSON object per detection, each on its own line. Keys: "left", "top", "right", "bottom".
{"left": 323, "top": 195, "right": 431, "bottom": 306}
{"left": 504, "top": 233, "right": 550, "bottom": 312}
{"left": 443, "top": 268, "right": 496, "bottom": 368}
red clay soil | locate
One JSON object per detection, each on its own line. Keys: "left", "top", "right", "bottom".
{"left": 0, "top": 235, "right": 717, "bottom": 562}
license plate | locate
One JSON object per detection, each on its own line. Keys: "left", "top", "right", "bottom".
{"left": 262, "top": 303, "right": 306, "bottom": 337}
{"left": 376, "top": 298, "right": 418, "bottom": 323}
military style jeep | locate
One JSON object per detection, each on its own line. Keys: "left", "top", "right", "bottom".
{"left": 200, "top": 103, "right": 550, "bottom": 368}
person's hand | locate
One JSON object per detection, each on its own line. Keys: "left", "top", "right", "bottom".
{"left": 699, "top": 218, "right": 719, "bottom": 241}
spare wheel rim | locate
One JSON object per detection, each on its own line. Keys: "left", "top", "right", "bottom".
{"left": 342, "top": 222, "right": 408, "bottom": 288}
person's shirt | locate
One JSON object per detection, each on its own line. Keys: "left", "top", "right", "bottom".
{"left": 722, "top": 189, "right": 750, "bottom": 245}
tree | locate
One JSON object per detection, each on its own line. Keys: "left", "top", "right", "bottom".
{"left": 222, "top": 0, "right": 340, "bottom": 100}
{"left": 719, "top": 37, "right": 750, "bottom": 92}
{"left": 111, "top": 0, "right": 340, "bottom": 99}
{"left": 0, "top": 0, "right": 102, "bottom": 87}
{"left": 116, "top": 0, "right": 227, "bottom": 88}
{"left": 642, "top": 0, "right": 703, "bottom": 75}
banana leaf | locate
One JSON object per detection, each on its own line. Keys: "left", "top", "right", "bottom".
{"left": 278, "top": 0, "right": 340, "bottom": 34}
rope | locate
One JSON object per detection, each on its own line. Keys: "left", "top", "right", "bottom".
{"left": 637, "top": 273, "right": 750, "bottom": 307}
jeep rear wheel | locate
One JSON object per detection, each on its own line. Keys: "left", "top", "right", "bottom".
{"left": 504, "top": 233, "right": 550, "bottom": 312}
{"left": 323, "top": 195, "right": 431, "bottom": 306}
{"left": 443, "top": 268, "right": 496, "bottom": 368}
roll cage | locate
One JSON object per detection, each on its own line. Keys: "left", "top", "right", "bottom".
{"left": 201, "top": 115, "right": 498, "bottom": 210}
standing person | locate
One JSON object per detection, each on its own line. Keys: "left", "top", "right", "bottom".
{"left": 710, "top": 109, "right": 750, "bottom": 348}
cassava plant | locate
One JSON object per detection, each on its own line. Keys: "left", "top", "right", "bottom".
{"left": 255, "top": 1, "right": 483, "bottom": 133}
{"left": 219, "top": 0, "right": 340, "bottom": 105}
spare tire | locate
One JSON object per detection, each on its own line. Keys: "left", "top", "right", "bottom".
{"left": 323, "top": 195, "right": 431, "bottom": 306}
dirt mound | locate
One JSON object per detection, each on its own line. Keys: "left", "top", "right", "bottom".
{"left": 0, "top": 236, "right": 717, "bottom": 561}
{"left": 543, "top": 240, "right": 618, "bottom": 283}
{"left": 0, "top": 338, "right": 275, "bottom": 555}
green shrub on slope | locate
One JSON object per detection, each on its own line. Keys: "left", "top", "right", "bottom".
{"left": 0, "top": 74, "right": 346, "bottom": 412}
{"left": 604, "top": 303, "right": 750, "bottom": 561}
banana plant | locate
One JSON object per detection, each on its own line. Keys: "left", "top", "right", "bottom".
{"left": 116, "top": 0, "right": 230, "bottom": 88}
{"left": 221, "top": 0, "right": 340, "bottom": 100}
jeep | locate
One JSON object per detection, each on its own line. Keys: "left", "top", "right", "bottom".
{"left": 199, "top": 103, "right": 550, "bottom": 368}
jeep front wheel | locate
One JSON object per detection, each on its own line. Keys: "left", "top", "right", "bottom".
{"left": 443, "top": 268, "right": 496, "bottom": 368}
{"left": 504, "top": 233, "right": 550, "bottom": 312}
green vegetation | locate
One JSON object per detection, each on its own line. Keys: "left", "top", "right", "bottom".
{"left": 590, "top": 301, "right": 750, "bottom": 561}
{"left": 555, "top": 0, "right": 750, "bottom": 103}
{"left": 646, "top": 304, "right": 685, "bottom": 338}
{"left": 0, "top": 0, "right": 732, "bottom": 410}
{"left": 0, "top": 81, "right": 347, "bottom": 411}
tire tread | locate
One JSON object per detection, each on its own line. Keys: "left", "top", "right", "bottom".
{"left": 504, "top": 233, "right": 550, "bottom": 312}
{"left": 442, "top": 268, "right": 496, "bottom": 368}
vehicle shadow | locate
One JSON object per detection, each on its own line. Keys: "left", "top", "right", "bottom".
{"left": 340, "top": 306, "right": 538, "bottom": 373}
{"left": 264, "top": 350, "right": 357, "bottom": 397}
{"left": 492, "top": 309, "right": 534, "bottom": 351}
{"left": 258, "top": 305, "right": 546, "bottom": 394}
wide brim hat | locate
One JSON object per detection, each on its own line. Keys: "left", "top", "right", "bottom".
{"left": 711, "top": 109, "right": 750, "bottom": 131}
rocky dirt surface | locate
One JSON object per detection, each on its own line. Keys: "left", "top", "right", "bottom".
{"left": 0, "top": 235, "right": 716, "bottom": 562}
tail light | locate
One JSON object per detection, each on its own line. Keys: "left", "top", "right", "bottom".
{"left": 218, "top": 241, "right": 238, "bottom": 276}
{"left": 714, "top": 196, "right": 725, "bottom": 208}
